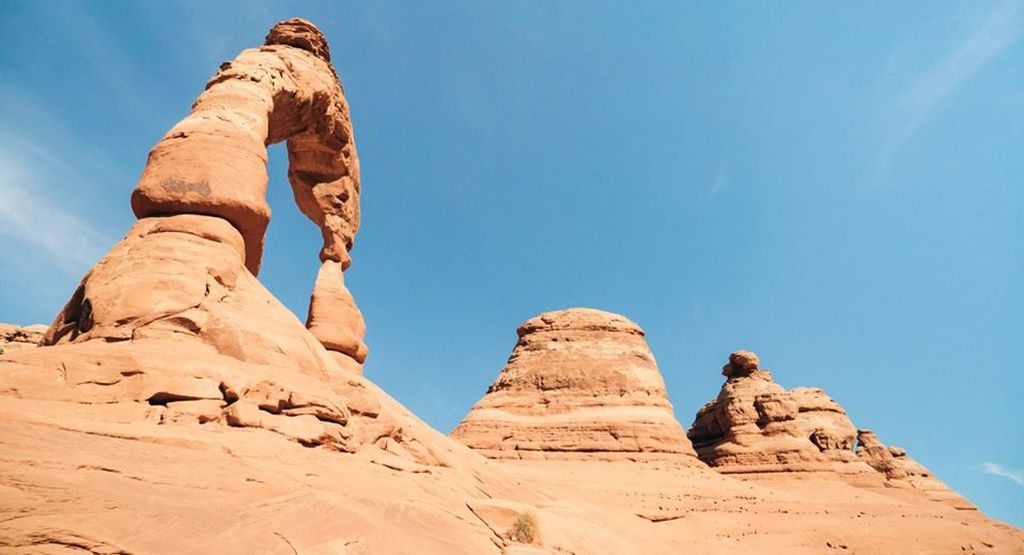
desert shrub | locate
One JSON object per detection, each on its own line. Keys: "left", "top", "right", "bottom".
{"left": 509, "top": 510, "right": 539, "bottom": 544}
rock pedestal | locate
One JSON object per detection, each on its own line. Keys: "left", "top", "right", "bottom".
{"left": 306, "top": 260, "right": 368, "bottom": 374}
{"left": 451, "top": 308, "right": 699, "bottom": 461}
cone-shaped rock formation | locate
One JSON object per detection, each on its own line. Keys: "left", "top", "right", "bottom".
{"left": 451, "top": 308, "right": 699, "bottom": 461}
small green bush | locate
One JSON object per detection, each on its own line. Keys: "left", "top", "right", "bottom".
{"left": 509, "top": 510, "right": 539, "bottom": 544}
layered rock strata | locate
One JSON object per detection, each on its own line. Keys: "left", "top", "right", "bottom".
{"left": 689, "top": 351, "right": 973, "bottom": 507}
{"left": 687, "top": 351, "right": 856, "bottom": 472}
{"left": 857, "top": 429, "right": 974, "bottom": 508}
{"left": 0, "top": 323, "right": 46, "bottom": 354}
{"left": 451, "top": 308, "right": 699, "bottom": 461}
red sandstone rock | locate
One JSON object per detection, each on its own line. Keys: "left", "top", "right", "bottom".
{"left": 690, "top": 351, "right": 977, "bottom": 509}
{"left": 0, "top": 18, "right": 1020, "bottom": 555}
{"left": 131, "top": 18, "right": 359, "bottom": 275}
{"left": 0, "top": 323, "right": 46, "bottom": 354}
{"left": 857, "top": 429, "right": 974, "bottom": 508}
{"left": 689, "top": 352, "right": 840, "bottom": 472}
{"left": 49, "top": 17, "right": 366, "bottom": 371}
{"left": 306, "top": 259, "right": 368, "bottom": 373}
{"left": 451, "top": 308, "right": 699, "bottom": 461}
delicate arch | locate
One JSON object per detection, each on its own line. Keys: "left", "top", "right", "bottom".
{"left": 130, "top": 18, "right": 360, "bottom": 276}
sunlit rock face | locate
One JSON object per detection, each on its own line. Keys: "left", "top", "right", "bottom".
{"left": 2, "top": 18, "right": 431, "bottom": 458}
{"left": 688, "top": 351, "right": 975, "bottom": 508}
{"left": 45, "top": 17, "right": 366, "bottom": 373}
{"left": 0, "top": 323, "right": 46, "bottom": 354}
{"left": 451, "top": 308, "right": 700, "bottom": 461}
{"left": 0, "top": 15, "right": 1017, "bottom": 555}
{"left": 687, "top": 351, "right": 845, "bottom": 472}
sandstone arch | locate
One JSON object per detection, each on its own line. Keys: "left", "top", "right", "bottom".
{"left": 45, "top": 18, "right": 367, "bottom": 372}
{"left": 132, "top": 18, "right": 359, "bottom": 275}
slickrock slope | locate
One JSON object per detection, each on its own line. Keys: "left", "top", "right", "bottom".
{"left": 688, "top": 351, "right": 975, "bottom": 508}
{"left": 451, "top": 308, "right": 699, "bottom": 461}
{"left": 1, "top": 17, "right": 1022, "bottom": 555}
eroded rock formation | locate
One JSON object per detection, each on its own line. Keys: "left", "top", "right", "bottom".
{"left": 687, "top": 351, "right": 853, "bottom": 472}
{"left": 451, "top": 308, "right": 699, "bottom": 461}
{"left": 689, "top": 351, "right": 973, "bottom": 508}
{"left": 0, "top": 17, "right": 1018, "bottom": 554}
{"left": 856, "top": 429, "right": 974, "bottom": 508}
{"left": 0, "top": 323, "right": 46, "bottom": 354}
{"left": 0, "top": 19, "right": 424, "bottom": 456}
{"left": 47, "top": 18, "right": 366, "bottom": 373}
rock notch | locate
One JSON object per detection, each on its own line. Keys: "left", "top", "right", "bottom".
{"left": 451, "top": 308, "right": 699, "bottom": 461}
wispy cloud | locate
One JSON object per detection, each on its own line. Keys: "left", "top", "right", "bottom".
{"left": 874, "top": 1, "right": 1023, "bottom": 177}
{"left": 982, "top": 462, "right": 1024, "bottom": 486}
{"left": 0, "top": 144, "right": 111, "bottom": 275}
{"left": 705, "top": 164, "right": 729, "bottom": 202}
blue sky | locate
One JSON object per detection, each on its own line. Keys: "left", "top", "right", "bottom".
{"left": 1, "top": 1, "right": 1021, "bottom": 526}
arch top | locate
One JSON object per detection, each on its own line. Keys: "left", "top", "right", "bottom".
{"left": 265, "top": 18, "right": 332, "bottom": 63}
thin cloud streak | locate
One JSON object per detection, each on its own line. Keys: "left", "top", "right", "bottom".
{"left": 875, "top": 1, "right": 1022, "bottom": 177}
{"left": 983, "top": 462, "right": 1024, "bottom": 486}
{"left": 0, "top": 148, "right": 110, "bottom": 275}
{"left": 705, "top": 165, "right": 729, "bottom": 202}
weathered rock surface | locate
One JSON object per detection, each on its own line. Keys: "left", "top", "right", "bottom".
{"left": 689, "top": 351, "right": 976, "bottom": 508}
{"left": 688, "top": 352, "right": 849, "bottom": 472}
{"left": 451, "top": 308, "right": 699, "bottom": 461}
{"left": 124, "top": 17, "right": 366, "bottom": 369}
{"left": 857, "top": 429, "right": 975, "bottom": 509}
{"left": 0, "top": 323, "right": 46, "bottom": 354}
{"left": 0, "top": 17, "right": 1020, "bottom": 555}
{"left": 131, "top": 18, "right": 359, "bottom": 275}
{"left": 4, "top": 19, "right": 404, "bottom": 457}
{"left": 306, "top": 259, "right": 368, "bottom": 374}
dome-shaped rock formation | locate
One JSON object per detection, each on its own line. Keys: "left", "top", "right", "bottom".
{"left": 451, "top": 308, "right": 699, "bottom": 461}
